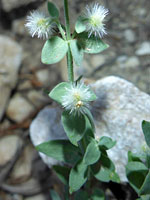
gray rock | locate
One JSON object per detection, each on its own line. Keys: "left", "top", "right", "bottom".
{"left": 30, "top": 107, "right": 67, "bottom": 167}
{"left": 117, "top": 56, "right": 140, "bottom": 69}
{"left": 27, "top": 90, "right": 49, "bottom": 108}
{"left": 6, "top": 93, "right": 35, "bottom": 123}
{"left": 135, "top": 41, "right": 150, "bottom": 56}
{"left": 123, "top": 29, "right": 136, "bottom": 43}
{"left": 0, "top": 35, "right": 22, "bottom": 121}
{"left": 92, "top": 76, "right": 150, "bottom": 181}
{"left": 0, "top": 135, "right": 22, "bottom": 166}
{"left": 24, "top": 194, "right": 46, "bottom": 200}
{"left": 10, "top": 145, "right": 34, "bottom": 182}
{"left": 29, "top": 76, "right": 150, "bottom": 182}
{"left": 2, "top": 0, "right": 35, "bottom": 11}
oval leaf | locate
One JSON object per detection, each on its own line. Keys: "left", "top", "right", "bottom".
{"left": 77, "top": 32, "right": 109, "bottom": 54}
{"left": 70, "top": 39, "right": 84, "bottom": 66}
{"left": 49, "top": 82, "right": 70, "bottom": 104}
{"left": 98, "top": 136, "right": 116, "bottom": 150}
{"left": 91, "top": 154, "right": 120, "bottom": 183}
{"left": 47, "top": 2, "right": 59, "bottom": 18}
{"left": 140, "top": 171, "right": 150, "bottom": 195}
{"left": 53, "top": 165, "right": 70, "bottom": 185}
{"left": 142, "top": 120, "right": 150, "bottom": 148}
{"left": 41, "top": 36, "right": 68, "bottom": 64}
{"left": 69, "top": 159, "right": 88, "bottom": 194}
{"left": 61, "top": 111, "right": 86, "bottom": 146}
{"left": 83, "top": 107, "right": 95, "bottom": 132}
{"left": 126, "top": 161, "right": 148, "bottom": 193}
{"left": 83, "top": 138, "right": 101, "bottom": 165}
{"left": 36, "top": 140, "right": 81, "bottom": 165}
{"left": 75, "top": 16, "right": 86, "bottom": 33}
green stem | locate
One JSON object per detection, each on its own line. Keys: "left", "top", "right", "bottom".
{"left": 64, "top": 0, "right": 71, "bottom": 39}
{"left": 56, "top": 21, "right": 66, "bottom": 40}
{"left": 64, "top": 0, "right": 74, "bottom": 82}
{"left": 67, "top": 44, "right": 74, "bottom": 82}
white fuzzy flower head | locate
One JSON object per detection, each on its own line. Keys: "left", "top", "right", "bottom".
{"left": 83, "top": 3, "right": 109, "bottom": 38}
{"left": 25, "top": 11, "right": 55, "bottom": 39}
{"left": 62, "top": 83, "right": 93, "bottom": 114}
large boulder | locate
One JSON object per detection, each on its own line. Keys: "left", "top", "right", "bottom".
{"left": 30, "top": 76, "right": 150, "bottom": 181}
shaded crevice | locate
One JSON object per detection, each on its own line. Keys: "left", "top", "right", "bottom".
{"left": 0, "top": 0, "right": 46, "bottom": 29}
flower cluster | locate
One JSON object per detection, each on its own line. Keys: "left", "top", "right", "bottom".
{"left": 83, "top": 3, "right": 109, "bottom": 38}
{"left": 62, "top": 82, "right": 93, "bottom": 114}
{"left": 25, "top": 11, "right": 55, "bottom": 39}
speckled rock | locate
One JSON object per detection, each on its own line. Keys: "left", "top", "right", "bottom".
{"left": 135, "top": 41, "right": 150, "bottom": 56}
{"left": 0, "top": 35, "right": 22, "bottom": 120}
{"left": 0, "top": 135, "right": 22, "bottom": 166}
{"left": 10, "top": 145, "right": 34, "bottom": 182}
{"left": 2, "top": 0, "right": 35, "bottom": 11}
{"left": 29, "top": 76, "right": 150, "bottom": 182}
{"left": 92, "top": 76, "right": 150, "bottom": 181}
{"left": 30, "top": 107, "right": 67, "bottom": 167}
{"left": 6, "top": 93, "right": 35, "bottom": 123}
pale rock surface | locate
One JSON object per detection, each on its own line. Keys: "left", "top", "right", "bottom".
{"left": 0, "top": 35, "right": 22, "bottom": 120}
{"left": 35, "top": 69, "right": 51, "bottom": 86}
{"left": 2, "top": 0, "right": 35, "bottom": 11}
{"left": 30, "top": 107, "right": 67, "bottom": 167}
{"left": 123, "top": 29, "right": 136, "bottom": 43}
{"left": 24, "top": 194, "right": 46, "bottom": 200}
{"left": 135, "top": 41, "right": 150, "bottom": 56}
{"left": 6, "top": 93, "right": 35, "bottom": 123}
{"left": 10, "top": 145, "right": 34, "bottom": 182}
{"left": 27, "top": 90, "right": 49, "bottom": 108}
{"left": 0, "top": 135, "right": 22, "bottom": 166}
{"left": 117, "top": 56, "right": 140, "bottom": 69}
{"left": 30, "top": 76, "right": 150, "bottom": 182}
{"left": 92, "top": 76, "right": 150, "bottom": 181}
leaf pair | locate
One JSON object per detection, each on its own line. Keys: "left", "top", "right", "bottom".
{"left": 69, "top": 137, "right": 119, "bottom": 193}
{"left": 126, "top": 120, "right": 150, "bottom": 198}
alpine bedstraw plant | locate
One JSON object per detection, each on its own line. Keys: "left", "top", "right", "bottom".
{"left": 25, "top": 1, "right": 150, "bottom": 199}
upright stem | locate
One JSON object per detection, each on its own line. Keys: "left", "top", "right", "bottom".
{"left": 67, "top": 46, "right": 74, "bottom": 82}
{"left": 64, "top": 0, "right": 71, "bottom": 39}
{"left": 64, "top": 0, "right": 74, "bottom": 82}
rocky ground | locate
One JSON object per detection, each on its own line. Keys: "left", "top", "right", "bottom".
{"left": 0, "top": 0, "right": 150, "bottom": 199}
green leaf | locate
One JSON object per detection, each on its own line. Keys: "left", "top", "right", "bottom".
{"left": 49, "top": 82, "right": 70, "bottom": 104}
{"left": 91, "top": 188, "right": 105, "bottom": 200}
{"left": 69, "top": 159, "right": 88, "bottom": 194}
{"left": 50, "top": 190, "right": 61, "bottom": 200}
{"left": 70, "top": 39, "right": 84, "bottom": 66}
{"left": 142, "top": 121, "right": 150, "bottom": 148}
{"left": 75, "top": 16, "right": 86, "bottom": 33}
{"left": 83, "top": 138, "right": 101, "bottom": 165}
{"left": 91, "top": 154, "right": 120, "bottom": 183}
{"left": 47, "top": 2, "right": 59, "bottom": 18}
{"left": 128, "top": 151, "right": 143, "bottom": 162}
{"left": 77, "top": 32, "right": 109, "bottom": 54}
{"left": 126, "top": 161, "right": 148, "bottom": 193}
{"left": 36, "top": 140, "right": 81, "bottom": 165}
{"left": 98, "top": 136, "right": 116, "bottom": 150}
{"left": 74, "top": 190, "right": 89, "bottom": 200}
{"left": 140, "top": 171, "right": 150, "bottom": 195}
{"left": 83, "top": 107, "right": 95, "bottom": 132}
{"left": 138, "top": 195, "right": 150, "bottom": 200}
{"left": 53, "top": 165, "right": 70, "bottom": 185}
{"left": 61, "top": 111, "right": 86, "bottom": 146}
{"left": 41, "top": 36, "right": 68, "bottom": 64}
